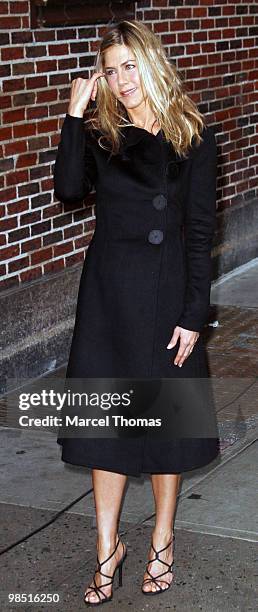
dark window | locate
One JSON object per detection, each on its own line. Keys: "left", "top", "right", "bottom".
{"left": 30, "top": 0, "right": 136, "bottom": 29}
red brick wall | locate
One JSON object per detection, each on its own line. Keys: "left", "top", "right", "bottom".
{"left": 0, "top": 1, "right": 257, "bottom": 291}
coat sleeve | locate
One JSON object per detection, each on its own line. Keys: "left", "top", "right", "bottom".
{"left": 176, "top": 125, "right": 217, "bottom": 332}
{"left": 53, "top": 113, "right": 97, "bottom": 202}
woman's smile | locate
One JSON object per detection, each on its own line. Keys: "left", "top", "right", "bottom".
{"left": 120, "top": 87, "right": 137, "bottom": 97}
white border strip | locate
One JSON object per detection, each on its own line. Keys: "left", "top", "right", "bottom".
{"left": 211, "top": 257, "right": 258, "bottom": 288}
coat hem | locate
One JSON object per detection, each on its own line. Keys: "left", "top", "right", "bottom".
{"left": 58, "top": 444, "right": 220, "bottom": 478}
{"left": 59, "top": 454, "right": 141, "bottom": 478}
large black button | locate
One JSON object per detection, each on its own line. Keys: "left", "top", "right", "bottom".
{"left": 152, "top": 194, "right": 167, "bottom": 210}
{"left": 148, "top": 230, "right": 164, "bottom": 245}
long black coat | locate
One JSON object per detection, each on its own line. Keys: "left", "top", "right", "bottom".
{"left": 53, "top": 113, "right": 219, "bottom": 476}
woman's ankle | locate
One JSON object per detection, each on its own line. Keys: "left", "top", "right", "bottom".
{"left": 96, "top": 532, "right": 119, "bottom": 551}
{"left": 152, "top": 526, "right": 174, "bottom": 544}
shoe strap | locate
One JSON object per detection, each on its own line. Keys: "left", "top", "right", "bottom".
{"left": 151, "top": 535, "right": 174, "bottom": 558}
{"left": 143, "top": 574, "right": 172, "bottom": 590}
{"left": 85, "top": 535, "right": 123, "bottom": 600}
{"left": 142, "top": 534, "right": 175, "bottom": 591}
{"left": 145, "top": 537, "right": 175, "bottom": 574}
{"left": 96, "top": 535, "right": 121, "bottom": 569}
{"left": 142, "top": 557, "right": 174, "bottom": 589}
{"left": 85, "top": 582, "right": 110, "bottom": 602}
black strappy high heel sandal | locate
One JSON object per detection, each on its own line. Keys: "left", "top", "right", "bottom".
{"left": 141, "top": 533, "right": 175, "bottom": 596}
{"left": 84, "top": 535, "right": 127, "bottom": 606}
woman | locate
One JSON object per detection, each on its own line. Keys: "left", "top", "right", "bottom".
{"left": 54, "top": 19, "right": 219, "bottom": 605}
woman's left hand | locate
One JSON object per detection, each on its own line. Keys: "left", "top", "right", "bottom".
{"left": 167, "top": 326, "right": 200, "bottom": 367}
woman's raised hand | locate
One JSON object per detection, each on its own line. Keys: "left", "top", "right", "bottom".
{"left": 67, "top": 71, "right": 105, "bottom": 118}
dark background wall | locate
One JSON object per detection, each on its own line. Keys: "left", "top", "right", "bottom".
{"left": 0, "top": 1, "right": 257, "bottom": 388}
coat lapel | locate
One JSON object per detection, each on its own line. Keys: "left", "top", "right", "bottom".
{"left": 119, "top": 125, "right": 183, "bottom": 174}
{"left": 119, "top": 125, "right": 152, "bottom": 161}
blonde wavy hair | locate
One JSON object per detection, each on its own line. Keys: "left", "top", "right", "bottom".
{"left": 85, "top": 19, "right": 206, "bottom": 159}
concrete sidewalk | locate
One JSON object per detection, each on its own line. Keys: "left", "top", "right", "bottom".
{"left": 0, "top": 259, "right": 257, "bottom": 611}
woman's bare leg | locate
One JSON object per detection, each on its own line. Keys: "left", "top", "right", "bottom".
{"left": 84, "top": 469, "right": 127, "bottom": 603}
{"left": 142, "top": 474, "right": 181, "bottom": 593}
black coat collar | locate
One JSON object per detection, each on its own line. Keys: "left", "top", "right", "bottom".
{"left": 119, "top": 124, "right": 184, "bottom": 167}
{"left": 90, "top": 123, "right": 187, "bottom": 169}
{"left": 120, "top": 124, "right": 166, "bottom": 149}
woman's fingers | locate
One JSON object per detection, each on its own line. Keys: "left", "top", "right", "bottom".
{"left": 174, "top": 338, "right": 193, "bottom": 367}
{"left": 91, "top": 70, "right": 106, "bottom": 80}
{"left": 69, "top": 72, "right": 105, "bottom": 113}
{"left": 90, "top": 72, "right": 103, "bottom": 99}
{"left": 90, "top": 81, "right": 98, "bottom": 100}
{"left": 174, "top": 341, "right": 195, "bottom": 367}
{"left": 167, "top": 326, "right": 199, "bottom": 367}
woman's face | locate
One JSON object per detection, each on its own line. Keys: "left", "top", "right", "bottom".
{"left": 103, "top": 44, "right": 146, "bottom": 111}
